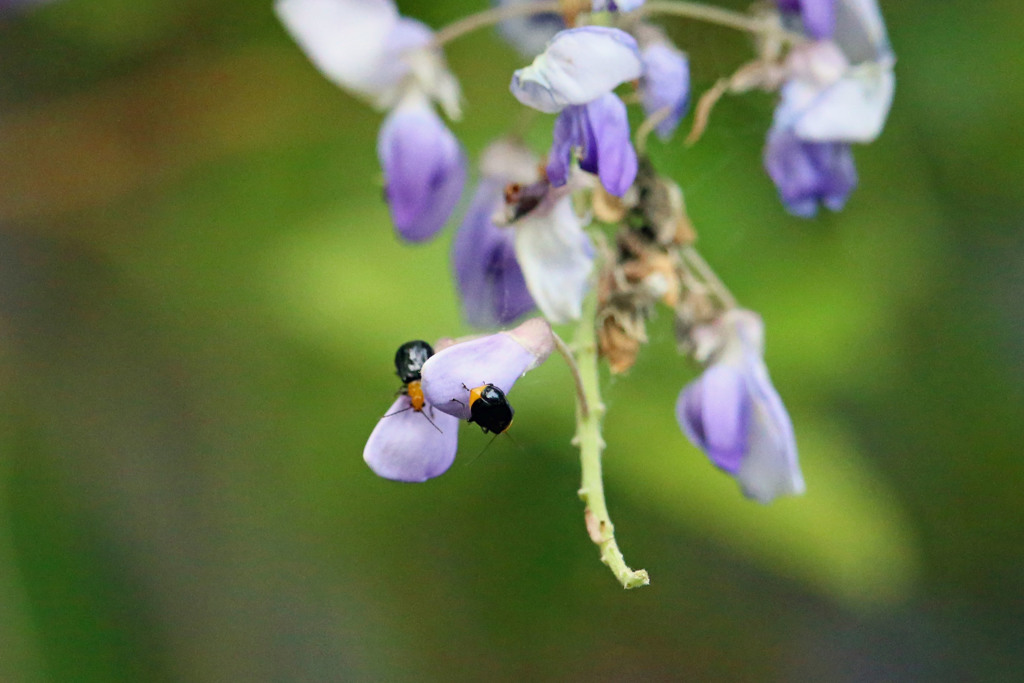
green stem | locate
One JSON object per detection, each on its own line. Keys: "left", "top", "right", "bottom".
{"left": 572, "top": 291, "right": 649, "bottom": 589}
{"left": 638, "top": 1, "right": 805, "bottom": 43}
{"left": 432, "top": 0, "right": 803, "bottom": 49}
{"left": 433, "top": 1, "right": 562, "bottom": 47}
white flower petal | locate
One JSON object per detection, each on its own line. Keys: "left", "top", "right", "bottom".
{"left": 513, "top": 195, "right": 594, "bottom": 323}
{"left": 275, "top": 0, "right": 400, "bottom": 97}
{"left": 790, "top": 65, "right": 895, "bottom": 143}
{"left": 510, "top": 27, "right": 642, "bottom": 113}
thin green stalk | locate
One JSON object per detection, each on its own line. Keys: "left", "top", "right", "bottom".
{"left": 638, "top": 1, "right": 805, "bottom": 43}
{"left": 433, "top": 1, "right": 562, "bottom": 47}
{"left": 572, "top": 292, "right": 649, "bottom": 589}
{"left": 432, "top": 0, "right": 803, "bottom": 49}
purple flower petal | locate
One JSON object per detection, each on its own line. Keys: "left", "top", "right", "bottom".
{"left": 583, "top": 93, "right": 638, "bottom": 196}
{"left": 363, "top": 395, "right": 460, "bottom": 482}
{"left": 545, "top": 94, "right": 637, "bottom": 196}
{"left": 453, "top": 178, "right": 535, "bottom": 327}
{"left": 421, "top": 318, "right": 554, "bottom": 420}
{"left": 378, "top": 96, "right": 466, "bottom": 241}
{"left": 640, "top": 42, "right": 691, "bottom": 140}
{"left": 764, "top": 122, "right": 857, "bottom": 217}
{"left": 545, "top": 108, "right": 579, "bottom": 188}
{"left": 776, "top": 0, "right": 836, "bottom": 40}
{"left": 677, "top": 365, "right": 750, "bottom": 474}
{"left": 677, "top": 309, "right": 804, "bottom": 503}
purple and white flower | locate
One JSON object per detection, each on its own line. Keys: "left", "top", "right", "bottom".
{"left": 378, "top": 94, "right": 466, "bottom": 242}
{"left": 764, "top": 102, "right": 857, "bottom": 217}
{"left": 510, "top": 27, "right": 643, "bottom": 114}
{"left": 765, "top": 0, "right": 894, "bottom": 216}
{"left": 363, "top": 394, "right": 460, "bottom": 482}
{"left": 676, "top": 309, "right": 805, "bottom": 503}
{"left": 422, "top": 318, "right": 554, "bottom": 420}
{"left": 452, "top": 141, "right": 537, "bottom": 327}
{"left": 275, "top": 0, "right": 460, "bottom": 116}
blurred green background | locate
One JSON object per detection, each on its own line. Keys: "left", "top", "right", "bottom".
{"left": 1, "top": 0, "right": 1022, "bottom": 680}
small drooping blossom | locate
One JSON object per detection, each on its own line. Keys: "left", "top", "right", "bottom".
{"left": 639, "top": 39, "right": 691, "bottom": 140}
{"left": 676, "top": 309, "right": 804, "bottom": 503}
{"left": 493, "top": 0, "right": 565, "bottom": 57}
{"left": 452, "top": 141, "right": 537, "bottom": 327}
{"left": 378, "top": 93, "right": 466, "bottom": 242}
{"left": 764, "top": 101, "right": 857, "bottom": 217}
{"left": 277, "top": 0, "right": 466, "bottom": 238}
{"left": 510, "top": 27, "right": 643, "bottom": 114}
{"left": 765, "top": 0, "right": 894, "bottom": 215}
{"left": 547, "top": 92, "right": 637, "bottom": 196}
{"left": 363, "top": 394, "right": 460, "bottom": 482}
{"left": 422, "top": 318, "right": 554, "bottom": 420}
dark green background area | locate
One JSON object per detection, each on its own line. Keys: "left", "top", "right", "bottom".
{"left": 1, "top": 0, "right": 1021, "bottom": 680}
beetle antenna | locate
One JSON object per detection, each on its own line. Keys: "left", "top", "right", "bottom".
{"left": 419, "top": 408, "right": 443, "bottom": 434}
{"left": 463, "top": 432, "right": 501, "bottom": 468}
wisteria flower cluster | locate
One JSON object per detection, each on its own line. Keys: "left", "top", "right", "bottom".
{"left": 276, "top": 0, "right": 894, "bottom": 588}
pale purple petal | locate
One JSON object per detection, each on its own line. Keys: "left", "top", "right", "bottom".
{"left": 640, "top": 42, "right": 690, "bottom": 140}
{"left": 363, "top": 395, "right": 460, "bottom": 482}
{"left": 510, "top": 27, "right": 643, "bottom": 113}
{"left": 453, "top": 178, "right": 535, "bottom": 327}
{"left": 764, "top": 121, "right": 857, "bottom": 217}
{"left": 421, "top": 319, "right": 554, "bottom": 419}
{"left": 378, "top": 97, "right": 466, "bottom": 241}
{"left": 735, "top": 357, "right": 805, "bottom": 502}
{"left": 676, "top": 365, "right": 750, "bottom": 474}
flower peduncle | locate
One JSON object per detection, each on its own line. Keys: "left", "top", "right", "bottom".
{"left": 433, "top": 0, "right": 805, "bottom": 50}
{"left": 433, "top": 1, "right": 563, "bottom": 48}
{"left": 638, "top": 1, "right": 806, "bottom": 44}
{"left": 572, "top": 285, "right": 650, "bottom": 589}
